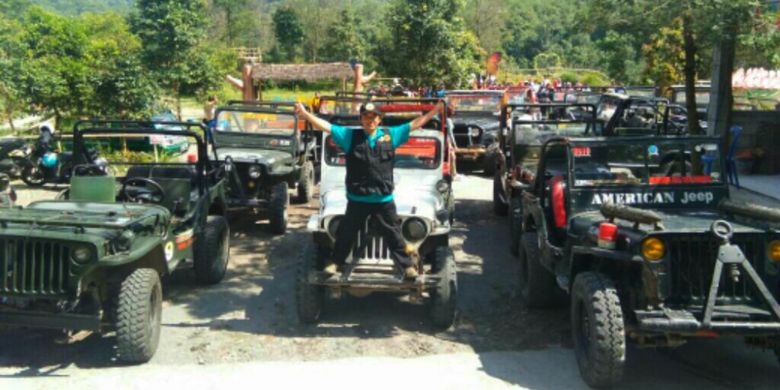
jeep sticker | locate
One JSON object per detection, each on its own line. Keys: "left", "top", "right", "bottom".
{"left": 164, "top": 241, "right": 175, "bottom": 261}
{"left": 590, "top": 191, "right": 716, "bottom": 206}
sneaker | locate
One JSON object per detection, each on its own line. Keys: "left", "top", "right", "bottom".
{"left": 323, "top": 262, "right": 338, "bottom": 274}
{"left": 404, "top": 266, "right": 419, "bottom": 279}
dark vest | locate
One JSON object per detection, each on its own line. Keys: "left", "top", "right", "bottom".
{"left": 346, "top": 129, "right": 394, "bottom": 196}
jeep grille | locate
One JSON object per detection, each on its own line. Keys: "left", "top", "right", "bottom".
{"left": 667, "top": 234, "right": 767, "bottom": 305}
{"left": 1, "top": 240, "right": 71, "bottom": 295}
{"left": 353, "top": 217, "right": 392, "bottom": 262}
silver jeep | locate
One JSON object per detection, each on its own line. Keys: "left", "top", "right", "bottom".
{"left": 296, "top": 125, "right": 457, "bottom": 329}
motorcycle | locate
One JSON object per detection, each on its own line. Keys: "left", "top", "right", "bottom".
{"left": 21, "top": 147, "right": 104, "bottom": 187}
{"left": 0, "top": 137, "right": 31, "bottom": 178}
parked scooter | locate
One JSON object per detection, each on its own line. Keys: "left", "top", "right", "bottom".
{"left": 20, "top": 123, "right": 102, "bottom": 187}
{"left": 0, "top": 137, "right": 31, "bottom": 178}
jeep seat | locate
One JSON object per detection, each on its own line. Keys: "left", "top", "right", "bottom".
{"left": 70, "top": 175, "right": 117, "bottom": 202}
{"left": 124, "top": 165, "right": 196, "bottom": 214}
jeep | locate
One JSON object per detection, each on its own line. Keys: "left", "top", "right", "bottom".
{"left": 212, "top": 102, "right": 316, "bottom": 234}
{"left": 517, "top": 135, "right": 780, "bottom": 387}
{"left": 296, "top": 100, "right": 457, "bottom": 329}
{"left": 445, "top": 90, "right": 506, "bottom": 175}
{"left": 0, "top": 120, "right": 230, "bottom": 363}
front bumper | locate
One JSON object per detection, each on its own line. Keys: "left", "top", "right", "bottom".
{"left": 455, "top": 146, "right": 486, "bottom": 162}
{"left": 0, "top": 309, "right": 101, "bottom": 331}
{"left": 635, "top": 308, "right": 780, "bottom": 335}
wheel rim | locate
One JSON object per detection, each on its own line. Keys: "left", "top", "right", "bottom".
{"left": 26, "top": 166, "right": 45, "bottom": 184}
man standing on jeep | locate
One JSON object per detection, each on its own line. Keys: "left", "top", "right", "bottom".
{"left": 294, "top": 101, "right": 444, "bottom": 279}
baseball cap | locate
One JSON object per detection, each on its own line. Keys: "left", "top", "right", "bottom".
{"left": 360, "top": 102, "right": 382, "bottom": 116}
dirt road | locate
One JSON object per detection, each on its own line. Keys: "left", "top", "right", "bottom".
{"left": 1, "top": 176, "right": 779, "bottom": 389}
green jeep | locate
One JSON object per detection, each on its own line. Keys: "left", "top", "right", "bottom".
{"left": 0, "top": 120, "right": 231, "bottom": 363}
{"left": 212, "top": 102, "right": 316, "bottom": 234}
{"left": 517, "top": 135, "right": 780, "bottom": 387}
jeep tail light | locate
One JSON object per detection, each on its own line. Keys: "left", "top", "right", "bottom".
{"left": 187, "top": 153, "right": 198, "bottom": 163}
{"left": 598, "top": 223, "right": 617, "bottom": 249}
{"left": 769, "top": 240, "right": 780, "bottom": 262}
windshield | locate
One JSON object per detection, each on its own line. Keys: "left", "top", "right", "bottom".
{"left": 674, "top": 91, "right": 711, "bottom": 106}
{"left": 571, "top": 139, "right": 722, "bottom": 187}
{"left": 317, "top": 99, "right": 362, "bottom": 116}
{"left": 215, "top": 110, "right": 297, "bottom": 136}
{"left": 447, "top": 94, "right": 502, "bottom": 113}
{"left": 325, "top": 133, "right": 441, "bottom": 170}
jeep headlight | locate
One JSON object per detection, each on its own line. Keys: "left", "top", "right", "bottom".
{"left": 114, "top": 230, "right": 135, "bottom": 252}
{"left": 248, "top": 165, "right": 262, "bottom": 179}
{"left": 402, "top": 218, "right": 428, "bottom": 242}
{"left": 641, "top": 237, "right": 665, "bottom": 262}
{"left": 769, "top": 240, "right": 780, "bottom": 262}
{"left": 469, "top": 127, "right": 482, "bottom": 138}
{"left": 71, "top": 245, "right": 93, "bottom": 264}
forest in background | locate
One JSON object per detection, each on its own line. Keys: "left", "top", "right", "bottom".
{"left": 1, "top": 0, "right": 778, "bottom": 128}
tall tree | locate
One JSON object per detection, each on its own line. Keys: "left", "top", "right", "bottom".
{"left": 272, "top": 7, "right": 304, "bottom": 62}
{"left": 382, "top": 0, "right": 484, "bottom": 86}
{"left": 320, "top": 9, "right": 365, "bottom": 62}
{"left": 0, "top": 16, "right": 26, "bottom": 131}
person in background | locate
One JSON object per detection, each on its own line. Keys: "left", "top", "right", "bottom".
{"left": 310, "top": 92, "right": 322, "bottom": 113}
{"left": 293, "top": 101, "right": 445, "bottom": 279}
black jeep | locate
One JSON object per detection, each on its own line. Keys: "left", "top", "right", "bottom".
{"left": 445, "top": 90, "right": 506, "bottom": 175}
{"left": 517, "top": 135, "right": 780, "bottom": 387}
{"left": 493, "top": 103, "right": 600, "bottom": 255}
{"left": 211, "top": 102, "right": 316, "bottom": 234}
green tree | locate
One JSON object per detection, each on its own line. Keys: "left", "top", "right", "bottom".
{"left": 131, "top": 0, "right": 210, "bottom": 118}
{"left": 0, "top": 15, "right": 26, "bottom": 131}
{"left": 381, "top": 0, "right": 484, "bottom": 86}
{"left": 18, "top": 6, "right": 92, "bottom": 127}
{"left": 320, "top": 9, "right": 365, "bottom": 62}
{"left": 211, "top": 0, "right": 262, "bottom": 47}
{"left": 272, "top": 7, "right": 304, "bottom": 62}
{"left": 81, "top": 12, "right": 159, "bottom": 119}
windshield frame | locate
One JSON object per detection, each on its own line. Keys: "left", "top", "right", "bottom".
{"left": 213, "top": 107, "right": 299, "bottom": 138}
{"left": 323, "top": 131, "right": 443, "bottom": 170}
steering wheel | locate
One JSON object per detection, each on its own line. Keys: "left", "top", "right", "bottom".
{"left": 121, "top": 177, "right": 165, "bottom": 203}
{"left": 73, "top": 163, "right": 107, "bottom": 177}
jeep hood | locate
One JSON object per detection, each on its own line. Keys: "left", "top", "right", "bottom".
{"left": 215, "top": 147, "right": 293, "bottom": 165}
{"left": 570, "top": 209, "right": 766, "bottom": 236}
{"left": 320, "top": 171, "right": 444, "bottom": 220}
{"left": 0, "top": 201, "right": 170, "bottom": 244}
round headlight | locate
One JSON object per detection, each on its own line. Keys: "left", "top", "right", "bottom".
{"left": 641, "top": 237, "right": 665, "bottom": 262}
{"left": 402, "top": 218, "right": 428, "bottom": 242}
{"left": 469, "top": 127, "right": 481, "bottom": 138}
{"left": 114, "top": 230, "right": 135, "bottom": 252}
{"left": 248, "top": 165, "right": 262, "bottom": 179}
{"left": 327, "top": 216, "right": 342, "bottom": 238}
{"left": 768, "top": 240, "right": 780, "bottom": 262}
{"left": 71, "top": 245, "right": 92, "bottom": 264}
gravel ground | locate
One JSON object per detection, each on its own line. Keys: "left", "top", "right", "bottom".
{"left": 1, "top": 175, "right": 779, "bottom": 389}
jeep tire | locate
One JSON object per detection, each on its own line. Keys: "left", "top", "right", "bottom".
{"left": 518, "top": 232, "right": 561, "bottom": 308}
{"left": 269, "top": 182, "right": 288, "bottom": 234}
{"left": 483, "top": 144, "right": 499, "bottom": 176}
{"left": 571, "top": 272, "right": 625, "bottom": 388}
{"left": 296, "top": 243, "right": 325, "bottom": 324}
{"left": 493, "top": 171, "right": 508, "bottom": 216}
{"left": 430, "top": 246, "right": 458, "bottom": 329}
{"left": 295, "top": 161, "right": 314, "bottom": 204}
{"left": 194, "top": 215, "right": 230, "bottom": 285}
{"left": 116, "top": 268, "right": 162, "bottom": 363}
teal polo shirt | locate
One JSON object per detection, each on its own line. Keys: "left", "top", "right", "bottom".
{"left": 330, "top": 123, "right": 411, "bottom": 203}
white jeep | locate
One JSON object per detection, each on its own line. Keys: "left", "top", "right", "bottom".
{"left": 297, "top": 123, "right": 457, "bottom": 329}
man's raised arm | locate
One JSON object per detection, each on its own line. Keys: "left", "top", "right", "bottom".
{"left": 294, "top": 103, "right": 332, "bottom": 133}
{"left": 409, "top": 101, "right": 445, "bottom": 131}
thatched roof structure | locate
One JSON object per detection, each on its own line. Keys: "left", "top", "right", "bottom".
{"left": 251, "top": 62, "right": 353, "bottom": 81}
